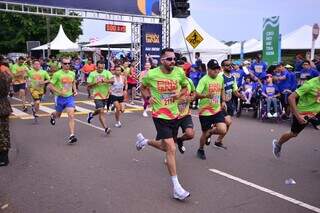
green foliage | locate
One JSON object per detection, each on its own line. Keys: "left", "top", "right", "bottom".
{"left": 0, "top": 12, "right": 82, "bottom": 54}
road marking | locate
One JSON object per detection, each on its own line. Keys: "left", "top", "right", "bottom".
{"left": 74, "top": 118, "right": 105, "bottom": 131}
{"left": 75, "top": 105, "right": 92, "bottom": 113}
{"left": 125, "top": 103, "right": 143, "bottom": 109}
{"left": 11, "top": 107, "right": 33, "bottom": 119}
{"left": 209, "top": 169, "right": 320, "bottom": 213}
{"left": 39, "top": 105, "right": 55, "bottom": 114}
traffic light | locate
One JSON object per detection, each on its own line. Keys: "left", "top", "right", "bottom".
{"left": 171, "top": 0, "right": 190, "bottom": 18}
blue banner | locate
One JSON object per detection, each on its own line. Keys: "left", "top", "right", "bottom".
{"left": 140, "top": 23, "right": 162, "bottom": 69}
{"left": 5, "top": 0, "right": 160, "bottom": 16}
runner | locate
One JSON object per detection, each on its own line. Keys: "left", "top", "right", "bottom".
{"left": 139, "top": 62, "right": 151, "bottom": 117}
{"left": 48, "top": 57, "right": 78, "bottom": 145}
{"left": 10, "top": 56, "right": 29, "bottom": 111}
{"left": 136, "top": 48, "right": 190, "bottom": 200}
{"left": 272, "top": 76, "right": 320, "bottom": 158}
{"left": 212, "top": 59, "right": 245, "bottom": 149}
{"left": 175, "top": 77, "right": 196, "bottom": 154}
{"left": 86, "top": 60, "right": 114, "bottom": 134}
{"left": 109, "top": 65, "right": 127, "bottom": 128}
{"left": 82, "top": 58, "right": 96, "bottom": 98}
{"left": 196, "top": 59, "right": 227, "bottom": 160}
{"left": 27, "top": 59, "right": 50, "bottom": 119}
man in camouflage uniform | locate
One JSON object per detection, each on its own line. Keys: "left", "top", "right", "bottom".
{"left": 0, "top": 59, "right": 12, "bottom": 166}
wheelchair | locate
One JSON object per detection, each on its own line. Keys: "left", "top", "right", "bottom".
{"left": 257, "top": 96, "right": 283, "bottom": 121}
{"left": 235, "top": 86, "right": 261, "bottom": 118}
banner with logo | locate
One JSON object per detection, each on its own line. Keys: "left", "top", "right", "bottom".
{"left": 262, "top": 16, "right": 280, "bottom": 66}
{"left": 6, "top": 0, "right": 160, "bottom": 16}
{"left": 140, "top": 24, "right": 162, "bottom": 69}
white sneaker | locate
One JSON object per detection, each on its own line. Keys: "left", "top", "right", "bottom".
{"left": 142, "top": 110, "right": 148, "bottom": 117}
{"left": 173, "top": 187, "right": 190, "bottom": 201}
{"left": 136, "top": 133, "right": 147, "bottom": 151}
{"left": 114, "top": 122, "right": 122, "bottom": 128}
{"left": 267, "top": 112, "right": 273, "bottom": 118}
{"left": 273, "top": 112, "right": 278, "bottom": 117}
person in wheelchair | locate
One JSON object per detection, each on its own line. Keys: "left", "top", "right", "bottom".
{"left": 262, "top": 74, "right": 281, "bottom": 118}
{"left": 240, "top": 76, "right": 258, "bottom": 105}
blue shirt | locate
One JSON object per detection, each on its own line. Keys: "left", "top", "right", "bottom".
{"left": 250, "top": 61, "right": 267, "bottom": 80}
{"left": 242, "top": 82, "right": 257, "bottom": 92}
{"left": 274, "top": 70, "right": 291, "bottom": 92}
{"left": 262, "top": 83, "right": 279, "bottom": 97}
{"left": 189, "top": 70, "right": 202, "bottom": 87}
{"left": 231, "top": 68, "right": 247, "bottom": 88}
{"left": 298, "top": 68, "right": 319, "bottom": 86}
{"left": 288, "top": 72, "right": 297, "bottom": 91}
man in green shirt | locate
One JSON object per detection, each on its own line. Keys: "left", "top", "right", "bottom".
{"left": 196, "top": 59, "right": 227, "bottom": 160}
{"left": 273, "top": 77, "right": 320, "bottom": 158}
{"left": 27, "top": 59, "right": 50, "bottom": 118}
{"left": 135, "top": 48, "right": 190, "bottom": 201}
{"left": 87, "top": 60, "right": 114, "bottom": 134}
{"left": 48, "top": 57, "right": 78, "bottom": 145}
{"left": 10, "top": 56, "right": 29, "bottom": 111}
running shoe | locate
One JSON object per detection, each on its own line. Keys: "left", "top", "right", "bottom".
{"left": 67, "top": 135, "right": 78, "bottom": 145}
{"left": 173, "top": 187, "right": 190, "bottom": 201}
{"left": 267, "top": 112, "right": 273, "bottom": 118}
{"left": 50, "top": 114, "right": 56, "bottom": 125}
{"left": 177, "top": 138, "right": 186, "bottom": 154}
{"left": 114, "top": 122, "right": 122, "bottom": 128}
{"left": 31, "top": 104, "right": 38, "bottom": 118}
{"left": 142, "top": 110, "right": 148, "bottom": 117}
{"left": 105, "top": 127, "right": 111, "bottom": 135}
{"left": 272, "top": 139, "right": 281, "bottom": 158}
{"left": 22, "top": 106, "right": 28, "bottom": 112}
{"left": 136, "top": 133, "right": 147, "bottom": 151}
{"left": 214, "top": 142, "right": 227, "bottom": 149}
{"left": 273, "top": 112, "right": 278, "bottom": 118}
{"left": 87, "top": 112, "right": 94, "bottom": 123}
{"left": 197, "top": 149, "right": 206, "bottom": 160}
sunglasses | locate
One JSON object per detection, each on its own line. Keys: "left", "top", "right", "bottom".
{"left": 223, "top": 64, "right": 232, "bottom": 67}
{"left": 162, "top": 57, "right": 176, "bottom": 62}
{"left": 63, "top": 62, "right": 71, "bottom": 65}
{"left": 267, "top": 76, "right": 272, "bottom": 79}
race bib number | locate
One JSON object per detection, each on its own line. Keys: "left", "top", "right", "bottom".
{"left": 211, "top": 94, "right": 220, "bottom": 104}
{"left": 160, "top": 93, "right": 175, "bottom": 106}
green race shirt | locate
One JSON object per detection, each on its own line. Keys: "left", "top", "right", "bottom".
{"left": 27, "top": 69, "right": 50, "bottom": 91}
{"left": 11, "top": 64, "right": 29, "bottom": 84}
{"left": 142, "top": 66, "right": 188, "bottom": 120}
{"left": 296, "top": 77, "right": 320, "bottom": 116}
{"left": 87, "top": 70, "right": 113, "bottom": 100}
{"left": 178, "top": 78, "right": 196, "bottom": 118}
{"left": 50, "top": 69, "right": 75, "bottom": 97}
{"left": 196, "top": 74, "right": 224, "bottom": 116}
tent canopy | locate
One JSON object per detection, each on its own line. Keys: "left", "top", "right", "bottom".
{"left": 32, "top": 25, "right": 79, "bottom": 51}
{"left": 230, "top": 39, "right": 260, "bottom": 55}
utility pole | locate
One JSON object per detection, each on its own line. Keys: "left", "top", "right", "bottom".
{"left": 46, "top": 16, "right": 51, "bottom": 58}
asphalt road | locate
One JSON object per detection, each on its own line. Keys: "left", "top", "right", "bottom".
{"left": 0, "top": 91, "right": 319, "bottom": 213}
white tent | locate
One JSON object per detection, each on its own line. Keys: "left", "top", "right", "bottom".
{"left": 170, "top": 17, "right": 230, "bottom": 63}
{"left": 230, "top": 38, "right": 260, "bottom": 55}
{"left": 85, "top": 17, "right": 230, "bottom": 63}
{"left": 237, "top": 25, "right": 320, "bottom": 54}
{"left": 32, "top": 25, "right": 79, "bottom": 51}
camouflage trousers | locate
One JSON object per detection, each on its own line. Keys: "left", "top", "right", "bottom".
{"left": 0, "top": 116, "right": 10, "bottom": 152}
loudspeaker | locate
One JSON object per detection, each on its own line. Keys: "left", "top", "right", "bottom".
{"left": 171, "top": 0, "right": 190, "bottom": 18}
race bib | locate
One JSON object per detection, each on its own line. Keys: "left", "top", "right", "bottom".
{"left": 225, "top": 89, "right": 233, "bottom": 101}
{"left": 160, "top": 93, "right": 175, "bottom": 106}
{"left": 211, "top": 94, "right": 220, "bottom": 104}
{"left": 254, "top": 65, "right": 263, "bottom": 73}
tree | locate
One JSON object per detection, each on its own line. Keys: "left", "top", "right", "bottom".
{"left": 0, "top": 12, "right": 82, "bottom": 54}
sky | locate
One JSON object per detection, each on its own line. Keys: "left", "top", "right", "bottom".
{"left": 80, "top": 0, "right": 320, "bottom": 42}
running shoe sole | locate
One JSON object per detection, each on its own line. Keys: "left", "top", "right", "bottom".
{"left": 272, "top": 140, "right": 280, "bottom": 158}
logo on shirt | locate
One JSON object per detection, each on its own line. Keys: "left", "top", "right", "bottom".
{"left": 157, "top": 80, "right": 177, "bottom": 93}
{"left": 208, "top": 83, "right": 221, "bottom": 93}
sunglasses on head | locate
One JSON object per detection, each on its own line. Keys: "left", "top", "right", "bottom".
{"left": 162, "top": 57, "right": 176, "bottom": 62}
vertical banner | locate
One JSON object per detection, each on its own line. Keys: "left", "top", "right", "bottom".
{"left": 262, "top": 16, "right": 280, "bottom": 66}
{"left": 140, "top": 24, "right": 162, "bottom": 69}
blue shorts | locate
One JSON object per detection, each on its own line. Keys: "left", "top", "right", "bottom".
{"left": 55, "top": 96, "right": 75, "bottom": 112}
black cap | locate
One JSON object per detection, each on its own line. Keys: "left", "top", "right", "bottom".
{"left": 207, "top": 59, "right": 220, "bottom": 70}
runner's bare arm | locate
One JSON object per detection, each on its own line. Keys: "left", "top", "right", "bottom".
{"left": 48, "top": 83, "right": 64, "bottom": 96}
{"left": 73, "top": 81, "right": 77, "bottom": 96}
{"left": 288, "top": 92, "right": 307, "bottom": 124}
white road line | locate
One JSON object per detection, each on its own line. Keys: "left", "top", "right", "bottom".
{"left": 74, "top": 118, "right": 105, "bottom": 131}
{"left": 11, "top": 107, "right": 31, "bottom": 119}
{"left": 209, "top": 169, "right": 320, "bottom": 213}
{"left": 125, "top": 103, "right": 143, "bottom": 109}
{"left": 39, "top": 106, "right": 55, "bottom": 114}
{"left": 82, "top": 101, "right": 96, "bottom": 107}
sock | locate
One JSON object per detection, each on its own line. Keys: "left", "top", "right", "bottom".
{"left": 171, "top": 176, "right": 182, "bottom": 190}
